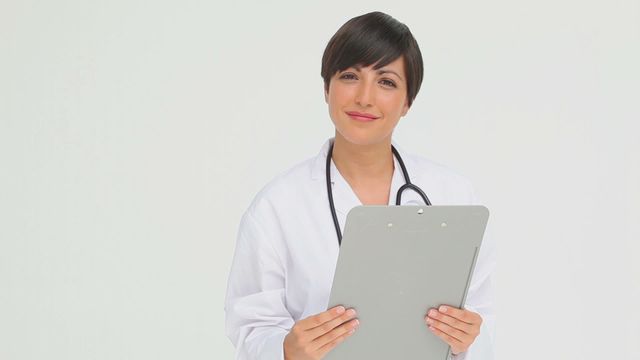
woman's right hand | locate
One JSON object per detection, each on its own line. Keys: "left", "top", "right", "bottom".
{"left": 283, "top": 305, "right": 359, "bottom": 360}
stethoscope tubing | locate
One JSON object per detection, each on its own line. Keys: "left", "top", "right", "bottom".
{"left": 326, "top": 142, "right": 432, "bottom": 245}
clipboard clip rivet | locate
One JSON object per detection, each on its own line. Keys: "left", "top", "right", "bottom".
{"left": 417, "top": 208, "right": 424, "bottom": 214}
{"left": 441, "top": 222, "right": 447, "bottom": 227}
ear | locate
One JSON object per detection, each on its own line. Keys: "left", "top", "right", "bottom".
{"left": 400, "top": 98, "right": 410, "bottom": 117}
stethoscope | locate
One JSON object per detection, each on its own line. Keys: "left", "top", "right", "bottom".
{"left": 326, "top": 142, "right": 432, "bottom": 245}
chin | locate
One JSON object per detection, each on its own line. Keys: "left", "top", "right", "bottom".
{"left": 335, "top": 127, "right": 391, "bottom": 147}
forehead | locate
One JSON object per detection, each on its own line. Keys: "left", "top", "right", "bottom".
{"left": 348, "top": 56, "right": 406, "bottom": 79}
{"left": 349, "top": 56, "right": 404, "bottom": 71}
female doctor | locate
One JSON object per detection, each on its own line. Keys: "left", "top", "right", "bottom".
{"left": 225, "top": 11, "right": 496, "bottom": 360}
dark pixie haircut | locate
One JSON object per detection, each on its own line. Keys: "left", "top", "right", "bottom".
{"left": 321, "top": 11, "right": 424, "bottom": 107}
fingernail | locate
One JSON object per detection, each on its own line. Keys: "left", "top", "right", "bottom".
{"left": 439, "top": 306, "right": 447, "bottom": 313}
{"left": 429, "top": 309, "right": 437, "bottom": 317}
{"left": 336, "top": 306, "right": 345, "bottom": 314}
{"left": 354, "top": 319, "right": 360, "bottom": 326}
{"left": 346, "top": 309, "right": 356, "bottom": 316}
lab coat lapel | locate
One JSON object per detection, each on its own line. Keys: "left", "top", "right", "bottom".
{"left": 387, "top": 155, "right": 403, "bottom": 206}
{"left": 329, "top": 160, "right": 361, "bottom": 216}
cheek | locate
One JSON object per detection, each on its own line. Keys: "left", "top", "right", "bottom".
{"left": 330, "top": 83, "right": 349, "bottom": 99}
{"left": 378, "top": 92, "right": 406, "bottom": 115}
{"left": 328, "top": 86, "right": 350, "bottom": 111}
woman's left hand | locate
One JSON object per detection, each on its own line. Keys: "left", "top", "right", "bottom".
{"left": 424, "top": 305, "right": 482, "bottom": 355}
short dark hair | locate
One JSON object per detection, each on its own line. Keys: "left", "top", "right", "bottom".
{"left": 321, "top": 11, "right": 424, "bottom": 108}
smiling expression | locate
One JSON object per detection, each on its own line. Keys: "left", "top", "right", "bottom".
{"left": 325, "top": 55, "right": 410, "bottom": 146}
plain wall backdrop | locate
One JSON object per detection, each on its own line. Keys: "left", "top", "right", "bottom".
{"left": 1, "top": 0, "right": 639, "bottom": 359}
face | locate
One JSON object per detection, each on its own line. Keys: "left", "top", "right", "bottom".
{"left": 325, "top": 55, "right": 410, "bottom": 147}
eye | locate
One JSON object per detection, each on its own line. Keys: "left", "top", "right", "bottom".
{"left": 380, "top": 79, "right": 397, "bottom": 88}
{"left": 339, "top": 73, "right": 357, "bottom": 80}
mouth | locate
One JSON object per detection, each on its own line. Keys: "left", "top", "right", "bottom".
{"left": 345, "top": 111, "right": 380, "bottom": 122}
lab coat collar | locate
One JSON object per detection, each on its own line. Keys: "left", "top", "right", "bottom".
{"left": 310, "top": 137, "right": 423, "bottom": 216}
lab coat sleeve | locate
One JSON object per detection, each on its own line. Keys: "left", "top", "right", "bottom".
{"left": 450, "top": 188, "right": 497, "bottom": 360}
{"left": 225, "top": 209, "right": 294, "bottom": 360}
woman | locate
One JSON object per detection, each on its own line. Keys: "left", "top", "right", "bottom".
{"left": 225, "top": 11, "right": 495, "bottom": 360}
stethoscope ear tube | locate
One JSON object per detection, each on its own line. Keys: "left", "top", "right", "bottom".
{"left": 326, "top": 142, "right": 432, "bottom": 246}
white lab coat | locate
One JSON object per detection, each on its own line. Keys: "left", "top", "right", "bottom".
{"left": 225, "top": 138, "right": 496, "bottom": 360}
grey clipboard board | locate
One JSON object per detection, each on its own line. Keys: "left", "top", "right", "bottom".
{"left": 326, "top": 205, "right": 489, "bottom": 360}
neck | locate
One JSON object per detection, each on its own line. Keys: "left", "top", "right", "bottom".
{"left": 331, "top": 132, "right": 394, "bottom": 183}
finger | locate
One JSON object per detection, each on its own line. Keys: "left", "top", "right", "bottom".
{"left": 426, "top": 309, "right": 475, "bottom": 335}
{"left": 298, "top": 306, "right": 346, "bottom": 330}
{"left": 427, "top": 317, "right": 469, "bottom": 344}
{"left": 429, "top": 323, "right": 466, "bottom": 349}
{"left": 315, "top": 322, "right": 357, "bottom": 357}
{"left": 308, "top": 308, "right": 357, "bottom": 339}
{"left": 435, "top": 306, "right": 481, "bottom": 325}
{"left": 312, "top": 319, "right": 360, "bottom": 352}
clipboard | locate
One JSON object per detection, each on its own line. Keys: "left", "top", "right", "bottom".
{"left": 326, "top": 205, "right": 489, "bottom": 360}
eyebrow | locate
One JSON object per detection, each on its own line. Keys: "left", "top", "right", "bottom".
{"left": 352, "top": 65, "right": 404, "bottom": 81}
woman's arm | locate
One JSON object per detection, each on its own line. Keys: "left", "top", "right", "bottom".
{"left": 225, "top": 210, "right": 293, "bottom": 359}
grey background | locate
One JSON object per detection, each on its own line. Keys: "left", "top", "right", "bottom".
{"left": 1, "top": 0, "right": 638, "bottom": 359}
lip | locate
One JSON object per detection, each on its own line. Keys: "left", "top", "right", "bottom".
{"left": 346, "top": 111, "right": 380, "bottom": 122}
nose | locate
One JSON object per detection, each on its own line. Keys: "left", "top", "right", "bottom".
{"left": 354, "top": 78, "right": 374, "bottom": 107}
